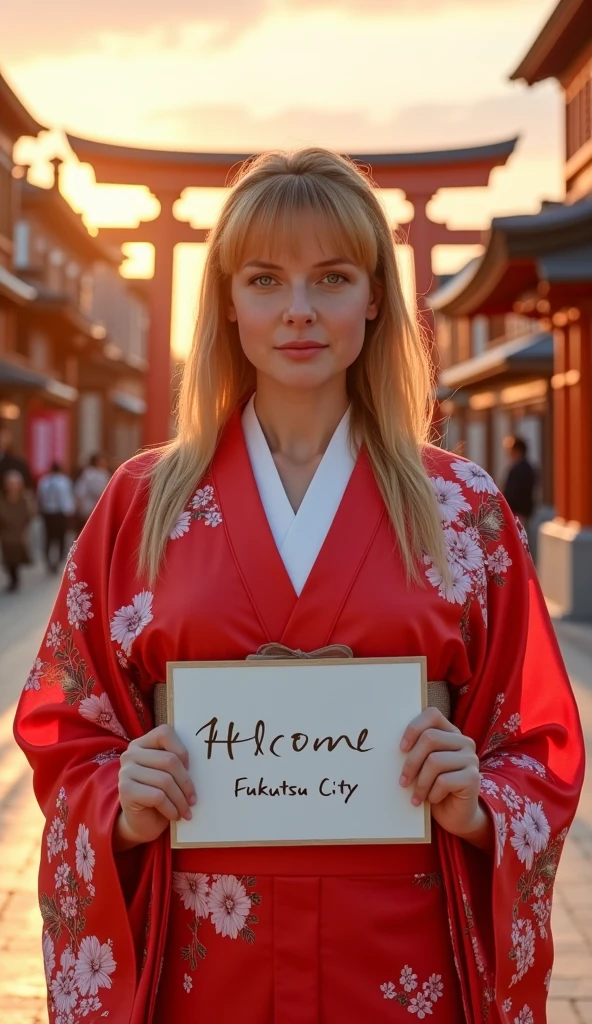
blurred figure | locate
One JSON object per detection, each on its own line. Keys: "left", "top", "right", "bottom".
{"left": 0, "top": 470, "right": 33, "bottom": 591}
{"left": 502, "top": 435, "right": 537, "bottom": 529}
{"left": 74, "top": 453, "right": 110, "bottom": 531}
{"left": 0, "top": 426, "right": 33, "bottom": 491}
{"left": 37, "top": 461, "right": 76, "bottom": 574}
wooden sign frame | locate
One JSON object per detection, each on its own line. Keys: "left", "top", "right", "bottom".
{"left": 166, "top": 656, "right": 430, "bottom": 848}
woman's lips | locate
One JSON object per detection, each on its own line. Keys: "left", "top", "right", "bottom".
{"left": 276, "top": 341, "right": 328, "bottom": 359}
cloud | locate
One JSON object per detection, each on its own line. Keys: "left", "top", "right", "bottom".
{"left": 1, "top": 0, "right": 556, "bottom": 60}
{"left": 143, "top": 83, "right": 561, "bottom": 161}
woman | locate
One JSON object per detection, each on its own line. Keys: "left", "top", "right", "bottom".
{"left": 0, "top": 469, "right": 33, "bottom": 591}
{"left": 15, "top": 148, "right": 584, "bottom": 1024}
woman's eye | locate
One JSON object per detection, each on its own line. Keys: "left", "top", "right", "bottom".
{"left": 323, "top": 273, "right": 347, "bottom": 285}
{"left": 252, "top": 275, "right": 275, "bottom": 287}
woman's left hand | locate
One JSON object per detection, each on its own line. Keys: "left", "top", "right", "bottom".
{"left": 399, "top": 707, "right": 492, "bottom": 849}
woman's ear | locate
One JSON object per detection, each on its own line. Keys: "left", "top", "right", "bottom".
{"left": 366, "top": 278, "right": 383, "bottom": 322}
{"left": 227, "top": 304, "right": 237, "bottom": 323}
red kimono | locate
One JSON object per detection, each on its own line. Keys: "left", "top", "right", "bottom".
{"left": 15, "top": 411, "right": 584, "bottom": 1024}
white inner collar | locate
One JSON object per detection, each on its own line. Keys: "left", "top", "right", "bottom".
{"left": 242, "top": 394, "right": 357, "bottom": 595}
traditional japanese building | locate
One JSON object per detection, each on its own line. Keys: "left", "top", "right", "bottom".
{"left": 428, "top": 0, "right": 592, "bottom": 619}
{"left": 0, "top": 71, "right": 148, "bottom": 474}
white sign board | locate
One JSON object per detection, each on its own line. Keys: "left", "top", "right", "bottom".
{"left": 167, "top": 657, "right": 429, "bottom": 848}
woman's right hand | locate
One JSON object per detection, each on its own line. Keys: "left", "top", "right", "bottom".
{"left": 114, "top": 725, "right": 197, "bottom": 851}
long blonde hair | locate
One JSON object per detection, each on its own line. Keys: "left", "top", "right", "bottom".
{"left": 139, "top": 147, "right": 447, "bottom": 585}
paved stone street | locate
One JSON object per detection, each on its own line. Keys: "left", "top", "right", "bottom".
{"left": 0, "top": 567, "right": 591, "bottom": 1023}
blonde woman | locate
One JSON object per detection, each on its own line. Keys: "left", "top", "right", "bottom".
{"left": 15, "top": 149, "right": 583, "bottom": 1024}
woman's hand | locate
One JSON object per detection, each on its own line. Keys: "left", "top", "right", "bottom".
{"left": 399, "top": 707, "right": 492, "bottom": 851}
{"left": 114, "top": 725, "right": 197, "bottom": 851}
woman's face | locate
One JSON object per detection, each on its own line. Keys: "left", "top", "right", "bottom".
{"left": 228, "top": 212, "right": 381, "bottom": 392}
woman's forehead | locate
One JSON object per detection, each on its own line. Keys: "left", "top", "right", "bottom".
{"left": 237, "top": 210, "right": 361, "bottom": 269}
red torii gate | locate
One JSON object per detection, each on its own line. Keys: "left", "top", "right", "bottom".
{"left": 66, "top": 135, "right": 517, "bottom": 446}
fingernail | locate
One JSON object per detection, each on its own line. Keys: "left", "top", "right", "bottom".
{"left": 189, "top": 794, "right": 197, "bottom": 806}
{"left": 183, "top": 810, "right": 192, "bottom": 820}
{"left": 399, "top": 774, "right": 408, "bottom": 787}
{"left": 400, "top": 738, "right": 409, "bottom": 752}
{"left": 411, "top": 796, "right": 420, "bottom": 807}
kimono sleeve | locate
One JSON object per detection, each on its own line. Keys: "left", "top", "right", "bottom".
{"left": 437, "top": 490, "right": 585, "bottom": 1024}
{"left": 13, "top": 461, "right": 169, "bottom": 1024}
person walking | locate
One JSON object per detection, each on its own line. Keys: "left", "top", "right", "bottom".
{"left": 74, "top": 453, "right": 110, "bottom": 531}
{"left": 37, "top": 462, "right": 76, "bottom": 574}
{"left": 15, "top": 148, "right": 584, "bottom": 1024}
{"left": 0, "top": 426, "right": 33, "bottom": 492}
{"left": 0, "top": 469, "right": 33, "bottom": 591}
{"left": 502, "top": 435, "right": 537, "bottom": 529}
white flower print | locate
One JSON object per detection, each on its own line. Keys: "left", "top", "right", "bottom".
{"left": 55, "top": 863, "right": 71, "bottom": 889}
{"left": 510, "top": 919, "right": 536, "bottom": 985}
{"left": 207, "top": 875, "right": 251, "bottom": 939}
{"left": 191, "top": 485, "right": 214, "bottom": 510}
{"left": 50, "top": 966, "right": 78, "bottom": 1014}
{"left": 183, "top": 973, "right": 193, "bottom": 993}
{"left": 451, "top": 459, "right": 498, "bottom": 495}
{"left": 61, "top": 946, "right": 76, "bottom": 972}
{"left": 87, "top": 883, "right": 96, "bottom": 898}
{"left": 544, "top": 969, "right": 552, "bottom": 991}
{"left": 522, "top": 799, "right": 551, "bottom": 854}
{"left": 74, "top": 936, "right": 117, "bottom": 996}
{"left": 423, "top": 975, "right": 443, "bottom": 1002}
{"left": 502, "top": 998, "right": 512, "bottom": 1012}
{"left": 79, "top": 692, "right": 127, "bottom": 739}
{"left": 203, "top": 506, "right": 223, "bottom": 527}
{"left": 75, "top": 824, "right": 95, "bottom": 883}
{"left": 79, "top": 995, "right": 102, "bottom": 1016}
{"left": 43, "top": 931, "right": 55, "bottom": 984}
{"left": 426, "top": 559, "right": 472, "bottom": 605}
{"left": 381, "top": 981, "right": 396, "bottom": 999}
{"left": 504, "top": 713, "right": 521, "bottom": 734}
{"left": 494, "top": 811, "right": 508, "bottom": 866}
{"left": 92, "top": 747, "right": 120, "bottom": 766}
{"left": 67, "top": 581, "right": 94, "bottom": 628}
{"left": 173, "top": 872, "right": 210, "bottom": 917}
{"left": 47, "top": 817, "right": 68, "bottom": 861}
{"left": 65, "top": 540, "right": 78, "bottom": 580}
{"left": 109, "top": 590, "right": 153, "bottom": 656}
{"left": 510, "top": 754, "right": 546, "bottom": 777}
{"left": 400, "top": 965, "right": 418, "bottom": 992}
{"left": 510, "top": 814, "right": 537, "bottom": 869}
{"left": 487, "top": 545, "right": 512, "bottom": 575}
{"left": 479, "top": 777, "right": 499, "bottom": 798}
{"left": 60, "top": 894, "right": 78, "bottom": 918}
{"left": 430, "top": 476, "right": 471, "bottom": 525}
{"left": 514, "top": 1007, "right": 534, "bottom": 1024}
{"left": 471, "top": 934, "right": 485, "bottom": 975}
{"left": 115, "top": 648, "right": 128, "bottom": 670}
{"left": 408, "top": 992, "right": 433, "bottom": 1017}
{"left": 170, "top": 511, "right": 191, "bottom": 540}
{"left": 515, "top": 516, "right": 530, "bottom": 553}
{"left": 501, "top": 785, "right": 523, "bottom": 812}
{"left": 533, "top": 881, "right": 546, "bottom": 898}
{"left": 443, "top": 527, "right": 484, "bottom": 573}
{"left": 532, "top": 898, "right": 552, "bottom": 939}
{"left": 46, "top": 622, "right": 65, "bottom": 651}
{"left": 25, "top": 657, "right": 46, "bottom": 691}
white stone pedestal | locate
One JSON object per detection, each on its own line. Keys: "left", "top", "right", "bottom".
{"left": 538, "top": 519, "right": 592, "bottom": 621}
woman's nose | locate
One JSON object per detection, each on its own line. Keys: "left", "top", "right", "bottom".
{"left": 282, "top": 290, "right": 317, "bottom": 325}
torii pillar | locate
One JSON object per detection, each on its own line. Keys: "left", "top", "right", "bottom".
{"left": 66, "top": 135, "right": 517, "bottom": 446}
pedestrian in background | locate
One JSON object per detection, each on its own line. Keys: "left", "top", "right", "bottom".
{"left": 74, "top": 453, "right": 110, "bottom": 532}
{"left": 0, "top": 426, "right": 33, "bottom": 492}
{"left": 0, "top": 470, "right": 33, "bottom": 592}
{"left": 37, "top": 461, "right": 76, "bottom": 574}
{"left": 502, "top": 435, "right": 537, "bottom": 530}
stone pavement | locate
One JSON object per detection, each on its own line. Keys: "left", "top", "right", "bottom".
{"left": 0, "top": 567, "right": 591, "bottom": 1023}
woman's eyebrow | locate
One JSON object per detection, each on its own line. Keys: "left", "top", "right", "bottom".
{"left": 242, "top": 257, "right": 356, "bottom": 270}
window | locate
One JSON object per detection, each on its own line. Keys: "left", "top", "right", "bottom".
{"left": 0, "top": 161, "right": 13, "bottom": 240}
{"left": 566, "top": 58, "right": 592, "bottom": 160}
{"left": 14, "top": 221, "right": 30, "bottom": 270}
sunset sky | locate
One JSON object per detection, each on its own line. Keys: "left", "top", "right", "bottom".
{"left": 3, "top": 0, "right": 564, "bottom": 357}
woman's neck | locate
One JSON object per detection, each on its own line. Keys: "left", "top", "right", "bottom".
{"left": 253, "top": 375, "right": 349, "bottom": 464}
